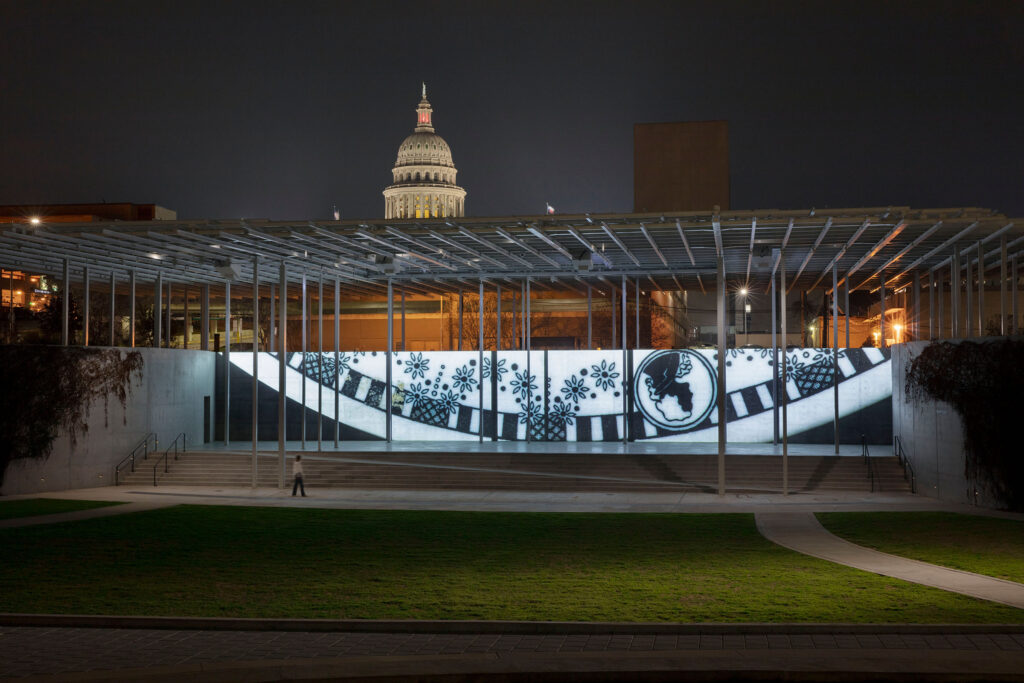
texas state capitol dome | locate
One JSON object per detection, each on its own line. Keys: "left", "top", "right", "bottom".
{"left": 383, "top": 85, "right": 466, "bottom": 219}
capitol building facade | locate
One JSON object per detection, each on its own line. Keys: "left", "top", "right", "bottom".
{"left": 383, "top": 86, "right": 466, "bottom": 219}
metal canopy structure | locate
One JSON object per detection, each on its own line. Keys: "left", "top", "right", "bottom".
{"left": 2, "top": 206, "right": 1018, "bottom": 295}
{"left": 5, "top": 205, "right": 1021, "bottom": 495}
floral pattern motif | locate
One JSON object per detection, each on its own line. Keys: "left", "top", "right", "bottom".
{"left": 402, "top": 351, "right": 429, "bottom": 379}
{"left": 510, "top": 370, "right": 537, "bottom": 399}
{"left": 482, "top": 356, "right": 507, "bottom": 381}
{"left": 405, "top": 382, "right": 429, "bottom": 407}
{"left": 549, "top": 401, "right": 577, "bottom": 425}
{"left": 518, "top": 400, "right": 542, "bottom": 424}
{"left": 452, "top": 364, "right": 477, "bottom": 393}
{"left": 590, "top": 359, "right": 620, "bottom": 391}
{"left": 438, "top": 390, "right": 461, "bottom": 415}
{"left": 560, "top": 375, "right": 589, "bottom": 404}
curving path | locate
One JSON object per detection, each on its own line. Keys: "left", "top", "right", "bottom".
{"left": 756, "top": 512, "right": 1024, "bottom": 610}
{"left": 0, "top": 501, "right": 174, "bottom": 529}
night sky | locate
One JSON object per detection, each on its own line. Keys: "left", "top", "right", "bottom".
{"left": 2, "top": 1, "right": 1021, "bottom": 221}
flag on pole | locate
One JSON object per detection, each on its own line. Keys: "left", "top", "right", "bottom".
{"left": 546, "top": 202, "right": 555, "bottom": 215}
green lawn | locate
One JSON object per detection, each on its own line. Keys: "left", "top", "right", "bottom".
{"left": 818, "top": 511, "right": 1024, "bottom": 584}
{"left": 1, "top": 506, "right": 1021, "bottom": 622}
{"left": 0, "top": 498, "right": 122, "bottom": 521}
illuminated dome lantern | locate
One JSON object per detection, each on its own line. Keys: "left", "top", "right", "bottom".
{"left": 383, "top": 84, "right": 466, "bottom": 219}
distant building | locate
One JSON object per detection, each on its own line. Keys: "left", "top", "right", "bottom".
{"left": 633, "top": 121, "right": 729, "bottom": 213}
{"left": 383, "top": 85, "right": 466, "bottom": 219}
{"left": 0, "top": 202, "right": 176, "bottom": 224}
{"left": 0, "top": 202, "right": 175, "bottom": 313}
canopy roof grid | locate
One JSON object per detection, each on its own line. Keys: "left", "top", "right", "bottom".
{"left": 1, "top": 207, "right": 1019, "bottom": 296}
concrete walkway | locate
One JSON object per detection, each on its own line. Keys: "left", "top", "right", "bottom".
{"left": 757, "top": 512, "right": 1024, "bottom": 610}
{"left": 4, "top": 485, "right": 1004, "bottom": 517}
{"left": 2, "top": 622, "right": 1023, "bottom": 682}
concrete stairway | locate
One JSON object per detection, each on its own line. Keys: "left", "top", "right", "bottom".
{"left": 117, "top": 450, "right": 913, "bottom": 493}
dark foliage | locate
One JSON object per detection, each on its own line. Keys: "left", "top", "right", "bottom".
{"left": 36, "top": 292, "right": 81, "bottom": 341}
{"left": 905, "top": 340, "right": 1024, "bottom": 510}
{"left": 0, "top": 347, "right": 143, "bottom": 487}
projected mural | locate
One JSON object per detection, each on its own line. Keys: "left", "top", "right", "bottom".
{"left": 230, "top": 346, "right": 891, "bottom": 443}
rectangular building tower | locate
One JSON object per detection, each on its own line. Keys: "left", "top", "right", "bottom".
{"left": 633, "top": 121, "right": 729, "bottom": 213}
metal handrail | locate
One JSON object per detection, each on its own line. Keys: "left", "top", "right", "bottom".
{"left": 153, "top": 433, "right": 186, "bottom": 487}
{"left": 862, "top": 434, "right": 875, "bottom": 493}
{"left": 893, "top": 435, "right": 917, "bottom": 493}
{"left": 115, "top": 433, "right": 158, "bottom": 486}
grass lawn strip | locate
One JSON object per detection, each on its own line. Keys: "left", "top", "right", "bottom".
{"left": 1, "top": 506, "right": 1021, "bottom": 623}
{"left": 0, "top": 498, "right": 122, "bottom": 521}
{"left": 817, "top": 511, "right": 1024, "bottom": 584}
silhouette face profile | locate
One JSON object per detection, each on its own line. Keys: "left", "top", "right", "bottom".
{"left": 642, "top": 352, "right": 694, "bottom": 422}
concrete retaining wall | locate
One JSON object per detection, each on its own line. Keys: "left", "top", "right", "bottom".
{"left": 1, "top": 347, "right": 215, "bottom": 496}
{"left": 891, "top": 340, "right": 999, "bottom": 508}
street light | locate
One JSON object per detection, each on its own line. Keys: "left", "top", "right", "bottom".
{"left": 737, "top": 287, "right": 750, "bottom": 344}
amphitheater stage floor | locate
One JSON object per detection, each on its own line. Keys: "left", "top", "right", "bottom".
{"left": 202, "top": 440, "right": 874, "bottom": 457}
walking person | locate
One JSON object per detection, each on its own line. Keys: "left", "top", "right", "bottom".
{"left": 291, "top": 454, "right": 307, "bottom": 497}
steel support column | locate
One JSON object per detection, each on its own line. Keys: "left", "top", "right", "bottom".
{"left": 334, "top": 278, "right": 340, "bottom": 448}
{"left": 844, "top": 280, "right": 850, "bottom": 349}
{"left": 129, "top": 270, "right": 136, "bottom": 348}
{"left": 317, "top": 272, "right": 323, "bottom": 452}
{"left": 278, "top": 263, "right": 287, "bottom": 487}
{"left": 621, "top": 274, "right": 627, "bottom": 445}
{"left": 61, "top": 259, "right": 70, "bottom": 346}
{"left": 183, "top": 286, "right": 190, "bottom": 348}
{"left": 611, "top": 285, "right": 617, "bottom": 348}
{"left": 635, "top": 278, "right": 640, "bottom": 348}
{"left": 938, "top": 273, "right": 945, "bottom": 338}
{"left": 154, "top": 271, "right": 162, "bottom": 349}
{"left": 587, "top": 283, "right": 592, "bottom": 349}
{"left": 966, "top": 253, "right": 973, "bottom": 338}
{"left": 269, "top": 284, "right": 275, "bottom": 352}
{"left": 496, "top": 284, "right": 502, "bottom": 350}
{"left": 251, "top": 257, "right": 259, "bottom": 488}
{"left": 386, "top": 278, "right": 393, "bottom": 443}
{"left": 1014, "top": 255, "right": 1019, "bottom": 336}
{"left": 928, "top": 271, "right": 935, "bottom": 340}
{"left": 525, "top": 278, "right": 531, "bottom": 443}
{"left": 716, "top": 255, "right": 726, "bottom": 495}
{"left": 951, "top": 250, "right": 960, "bottom": 338}
{"left": 479, "top": 278, "right": 484, "bottom": 443}
{"left": 109, "top": 271, "right": 116, "bottom": 345}
{"left": 83, "top": 266, "right": 90, "bottom": 346}
{"left": 223, "top": 281, "right": 230, "bottom": 446}
{"left": 780, "top": 254, "right": 788, "bottom": 495}
{"left": 165, "top": 282, "right": 171, "bottom": 347}
{"left": 771, "top": 274, "right": 778, "bottom": 445}
{"left": 912, "top": 271, "right": 921, "bottom": 341}
{"left": 300, "top": 272, "right": 306, "bottom": 448}
{"left": 1001, "top": 236, "right": 1008, "bottom": 335}
{"left": 977, "top": 242, "right": 984, "bottom": 336}
{"left": 879, "top": 279, "right": 886, "bottom": 348}
{"left": 400, "top": 289, "right": 406, "bottom": 351}
{"left": 457, "top": 291, "right": 463, "bottom": 350}
{"left": 201, "top": 283, "right": 209, "bottom": 351}
{"left": 832, "top": 263, "right": 839, "bottom": 455}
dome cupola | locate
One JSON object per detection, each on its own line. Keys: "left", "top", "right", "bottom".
{"left": 383, "top": 84, "right": 466, "bottom": 219}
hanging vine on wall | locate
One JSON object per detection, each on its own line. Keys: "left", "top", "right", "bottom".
{"left": 0, "top": 347, "right": 143, "bottom": 488}
{"left": 904, "top": 340, "right": 1024, "bottom": 510}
